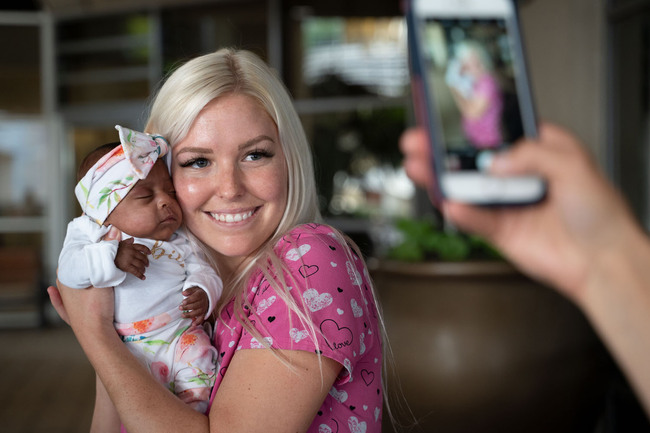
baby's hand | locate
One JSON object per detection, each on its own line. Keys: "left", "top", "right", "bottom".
{"left": 181, "top": 287, "right": 209, "bottom": 326}
{"left": 114, "top": 238, "right": 150, "bottom": 280}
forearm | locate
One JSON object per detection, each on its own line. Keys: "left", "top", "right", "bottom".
{"left": 79, "top": 327, "right": 211, "bottom": 433}
{"left": 581, "top": 222, "right": 650, "bottom": 414}
{"left": 91, "top": 374, "right": 121, "bottom": 433}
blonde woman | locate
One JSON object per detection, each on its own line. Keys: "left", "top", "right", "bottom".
{"left": 446, "top": 40, "right": 503, "bottom": 149}
{"left": 50, "top": 48, "right": 386, "bottom": 433}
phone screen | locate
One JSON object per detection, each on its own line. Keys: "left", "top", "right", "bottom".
{"left": 417, "top": 17, "right": 526, "bottom": 172}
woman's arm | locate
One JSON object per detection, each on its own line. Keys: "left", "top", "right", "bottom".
{"left": 55, "top": 280, "right": 207, "bottom": 431}
{"left": 577, "top": 221, "right": 650, "bottom": 414}
{"left": 209, "top": 348, "right": 341, "bottom": 432}
{"left": 51, "top": 280, "right": 341, "bottom": 433}
{"left": 91, "top": 374, "right": 122, "bottom": 433}
{"left": 401, "top": 122, "right": 650, "bottom": 414}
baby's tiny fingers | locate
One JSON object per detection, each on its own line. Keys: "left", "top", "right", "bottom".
{"left": 181, "top": 299, "right": 205, "bottom": 311}
{"left": 131, "top": 252, "right": 149, "bottom": 268}
{"left": 130, "top": 268, "right": 146, "bottom": 280}
{"left": 132, "top": 244, "right": 151, "bottom": 256}
{"left": 182, "top": 308, "right": 204, "bottom": 319}
{"left": 182, "top": 287, "right": 201, "bottom": 297}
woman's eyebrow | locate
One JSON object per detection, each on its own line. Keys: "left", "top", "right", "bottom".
{"left": 240, "top": 135, "right": 275, "bottom": 149}
{"left": 175, "top": 146, "right": 214, "bottom": 156}
{"left": 174, "top": 136, "right": 275, "bottom": 155}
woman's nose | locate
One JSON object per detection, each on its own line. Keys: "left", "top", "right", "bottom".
{"left": 214, "top": 165, "right": 244, "bottom": 200}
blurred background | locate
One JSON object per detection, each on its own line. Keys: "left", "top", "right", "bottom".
{"left": 0, "top": 0, "right": 648, "bottom": 431}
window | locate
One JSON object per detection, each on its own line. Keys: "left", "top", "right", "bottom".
{"left": 288, "top": 14, "right": 415, "bottom": 234}
{"left": 0, "top": 12, "right": 57, "bottom": 327}
{"left": 0, "top": 24, "right": 41, "bottom": 113}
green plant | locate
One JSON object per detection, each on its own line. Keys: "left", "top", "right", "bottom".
{"left": 387, "top": 217, "right": 501, "bottom": 262}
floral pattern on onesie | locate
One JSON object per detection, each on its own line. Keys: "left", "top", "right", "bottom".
{"left": 210, "top": 223, "right": 383, "bottom": 433}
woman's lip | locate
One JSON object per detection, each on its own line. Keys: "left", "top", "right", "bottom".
{"left": 208, "top": 208, "right": 258, "bottom": 223}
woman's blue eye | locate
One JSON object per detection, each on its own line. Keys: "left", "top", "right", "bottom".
{"left": 246, "top": 150, "right": 273, "bottom": 161}
{"left": 181, "top": 158, "right": 209, "bottom": 168}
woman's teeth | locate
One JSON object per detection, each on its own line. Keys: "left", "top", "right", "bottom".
{"left": 211, "top": 210, "right": 254, "bottom": 223}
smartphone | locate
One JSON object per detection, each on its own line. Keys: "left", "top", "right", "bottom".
{"left": 406, "top": 0, "right": 546, "bottom": 205}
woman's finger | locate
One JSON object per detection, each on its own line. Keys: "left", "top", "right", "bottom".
{"left": 103, "top": 226, "right": 123, "bottom": 242}
{"left": 399, "top": 128, "right": 433, "bottom": 189}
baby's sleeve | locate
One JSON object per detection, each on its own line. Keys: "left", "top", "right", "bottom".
{"left": 58, "top": 217, "right": 127, "bottom": 289}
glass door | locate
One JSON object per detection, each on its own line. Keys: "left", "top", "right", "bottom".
{"left": 0, "top": 11, "right": 63, "bottom": 328}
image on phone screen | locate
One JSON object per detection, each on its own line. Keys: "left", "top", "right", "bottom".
{"left": 419, "top": 18, "right": 524, "bottom": 173}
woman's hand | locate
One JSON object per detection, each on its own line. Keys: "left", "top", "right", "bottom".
{"left": 402, "top": 122, "right": 650, "bottom": 416}
{"left": 47, "top": 284, "right": 69, "bottom": 325}
{"left": 47, "top": 279, "right": 116, "bottom": 331}
{"left": 58, "top": 279, "right": 116, "bottom": 334}
{"left": 400, "top": 123, "right": 640, "bottom": 304}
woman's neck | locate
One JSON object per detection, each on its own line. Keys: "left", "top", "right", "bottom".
{"left": 212, "top": 253, "right": 250, "bottom": 284}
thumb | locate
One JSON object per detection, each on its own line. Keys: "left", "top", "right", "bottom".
{"left": 103, "top": 226, "right": 122, "bottom": 242}
{"left": 488, "top": 138, "right": 561, "bottom": 183}
{"left": 488, "top": 123, "right": 579, "bottom": 179}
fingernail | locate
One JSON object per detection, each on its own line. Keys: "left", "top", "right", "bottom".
{"left": 104, "top": 229, "right": 115, "bottom": 240}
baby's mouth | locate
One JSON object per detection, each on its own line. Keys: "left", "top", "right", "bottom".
{"left": 160, "top": 212, "right": 180, "bottom": 224}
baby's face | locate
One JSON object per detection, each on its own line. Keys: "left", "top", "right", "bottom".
{"left": 105, "top": 160, "right": 182, "bottom": 240}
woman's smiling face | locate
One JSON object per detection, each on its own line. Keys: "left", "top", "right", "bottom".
{"left": 171, "top": 93, "right": 288, "bottom": 274}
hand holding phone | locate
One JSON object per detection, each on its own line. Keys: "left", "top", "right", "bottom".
{"left": 407, "top": 0, "right": 546, "bottom": 205}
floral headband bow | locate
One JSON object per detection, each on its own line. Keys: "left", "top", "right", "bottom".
{"left": 75, "top": 125, "right": 169, "bottom": 225}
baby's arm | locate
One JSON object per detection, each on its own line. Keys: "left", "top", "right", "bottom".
{"left": 58, "top": 218, "right": 127, "bottom": 289}
{"left": 180, "top": 287, "right": 209, "bottom": 325}
{"left": 113, "top": 238, "right": 150, "bottom": 280}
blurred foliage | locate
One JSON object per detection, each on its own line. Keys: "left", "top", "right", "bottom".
{"left": 388, "top": 217, "right": 501, "bottom": 262}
